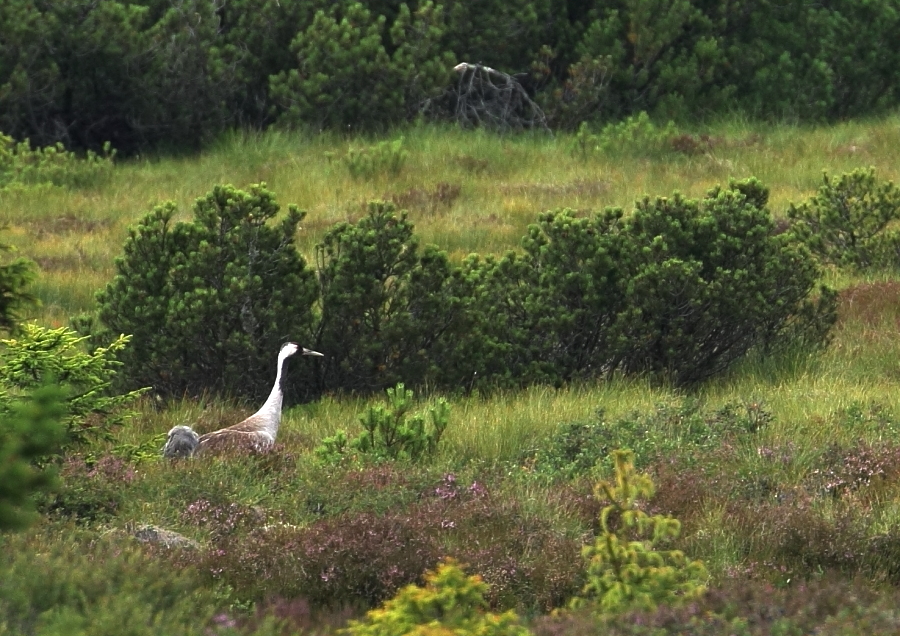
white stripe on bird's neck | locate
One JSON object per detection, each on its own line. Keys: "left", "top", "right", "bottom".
{"left": 251, "top": 348, "right": 291, "bottom": 438}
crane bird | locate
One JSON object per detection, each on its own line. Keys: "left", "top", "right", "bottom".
{"left": 162, "top": 343, "right": 323, "bottom": 458}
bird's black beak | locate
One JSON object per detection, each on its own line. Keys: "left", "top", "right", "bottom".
{"left": 302, "top": 348, "right": 324, "bottom": 357}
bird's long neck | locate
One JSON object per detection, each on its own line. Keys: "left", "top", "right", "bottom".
{"left": 252, "top": 351, "right": 289, "bottom": 438}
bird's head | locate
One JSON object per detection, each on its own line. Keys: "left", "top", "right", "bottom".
{"left": 280, "top": 342, "right": 324, "bottom": 358}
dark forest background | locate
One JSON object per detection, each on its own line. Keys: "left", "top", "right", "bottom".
{"left": 3, "top": 0, "right": 898, "bottom": 155}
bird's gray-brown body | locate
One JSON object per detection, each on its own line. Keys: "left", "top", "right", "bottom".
{"left": 161, "top": 343, "right": 323, "bottom": 458}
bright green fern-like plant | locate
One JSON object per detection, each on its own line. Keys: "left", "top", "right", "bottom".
{"left": 573, "top": 449, "right": 707, "bottom": 614}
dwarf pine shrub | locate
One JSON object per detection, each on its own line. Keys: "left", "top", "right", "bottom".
{"left": 572, "top": 449, "right": 707, "bottom": 614}
{"left": 315, "top": 200, "right": 472, "bottom": 393}
{"left": 466, "top": 178, "right": 835, "bottom": 387}
{"left": 568, "top": 114, "right": 677, "bottom": 160}
{"left": 89, "top": 183, "right": 318, "bottom": 400}
{"left": 0, "top": 234, "right": 37, "bottom": 333}
{"left": 342, "top": 137, "right": 408, "bottom": 180}
{"left": 0, "top": 529, "right": 229, "bottom": 635}
{"left": 270, "top": 2, "right": 453, "bottom": 131}
{"left": 531, "top": 400, "right": 772, "bottom": 480}
{"left": 594, "top": 112, "right": 678, "bottom": 156}
{"left": 788, "top": 167, "right": 900, "bottom": 270}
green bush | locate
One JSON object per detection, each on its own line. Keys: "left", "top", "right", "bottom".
{"left": 0, "top": 132, "right": 115, "bottom": 190}
{"left": 613, "top": 179, "right": 835, "bottom": 384}
{"left": 572, "top": 449, "right": 707, "bottom": 614}
{"left": 569, "top": 0, "right": 728, "bottom": 121}
{"left": 342, "top": 137, "right": 408, "bottom": 180}
{"left": 535, "top": 575, "right": 900, "bottom": 636}
{"left": 344, "top": 558, "right": 530, "bottom": 636}
{"left": 722, "top": 0, "right": 900, "bottom": 120}
{"left": 88, "top": 183, "right": 319, "bottom": 400}
{"left": 0, "top": 0, "right": 236, "bottom": 154}
{"left": 0, "top": 235, "right": 37, "bottom": 333}
{"left": 788, "top": 167, "right": 900, "bottom": 270}
{"left": 271, "top": 2, "right": 453, "bottom": 131}
{"left": 317, "top": 383, "right": 450, "bottom": 463}
{"left": 314, "top": 200, "right": 472, "bottom": 393}
{"left": 465, "top": 178, "right": 835, "bottom": 388}
{"left": 0, "top": 324, "right": 144, "bottom": 449}
{"left": 0, "top": 529, "right": 225, "bottom": 636}
{"left": 568, "top": 114, "right": 677, "bottom": 160}
{"left": 4, "top": 0, "right": 900, "bottom": 148}
{"left": 531, "top": 400, "right": 770, "bottom": 480}
{"left": 0, "top": 384, "right": 67, "bottom": 531}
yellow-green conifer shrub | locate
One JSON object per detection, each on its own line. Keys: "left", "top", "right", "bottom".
{"left": 572, "top": 449, "right": 708, "bottom": 614}
{"left": 344, "top": 558, "right": 531, "bottom": 636}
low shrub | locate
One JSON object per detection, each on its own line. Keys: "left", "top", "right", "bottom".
{"left": 568, "top": 114, "right": 677, "bottom": 160}
{"left": 387, "top": 182, "right": 461, "bottom": 215}
{"left": 340, "top": 138, "right": 408, "bottom": 180}
{"left": 530, "top": 399, "right": 770, "bottom": 479}
{"left": 92, "top": 178, "right": 834, "bottom": 397}
{"left": 0, "top": 132, "right": 115, "bottom": 190}
{"left": 201, "top": 507, "right": 441, "bottom": 609}
{"left": 788, "top": 167, "right": 900, "bottom": 270}
{"left": 314, "top": 200, "right": 472, "bottom": 393}
{"left": 44, "top": 454, "right": 139, "bottom": 522}
{"left": 439, "top": 484, "right": 584, "bottom": 612}
{"left": 0, "top": 383, "right": 67, "bottom": 531}
{"left": 594, "top": 112, "right": 678, "bottom": 156}
{"left": 467, "top": 178, "right": 836, "bottom": 388}
{"left": 189, "top": 472, "right": 583, "bottom": 614}
{"left": 0, "top": 234, "right": 37, "bottom": 333}
{"left": 344, "top": 558, "right": 530, "bottom": 636}
{"left": 298, "top": 463, "right": 438, "bottom": 519}
{"left": 534, "top": 575, "right": 900, "bottom": 636}
{"left": 0, "top": 324, "right": 145, "bottom": 449}
{"left": 572, "top": 450, "right": 707, "bottom": 614}
{"left": 0, "top": 529, "right": 223, "bottom": 636}
{"left": 718, "top": 492, "right": 869, "bottom": 584}
{"left": 317, "top": 383, "right": 450, "bottom": 463}
{"left": 87, "top": 182, "right": 319, "bottom": 400}
{"left": 270, "top": 3, "right": 453, "bottom": 131}
{"left": 182, "top": 498, "right": 262, "bottom": 539}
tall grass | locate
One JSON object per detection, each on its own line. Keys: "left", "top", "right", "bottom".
{"left": 3, "top": 115, "right": 899, "bottom": 313}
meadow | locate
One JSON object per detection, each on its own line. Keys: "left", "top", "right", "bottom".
{"left": 4, "top": 114, "right": 900, "bottom": 634}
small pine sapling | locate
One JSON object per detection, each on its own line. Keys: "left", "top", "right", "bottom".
{"left": 572, "top": 449, "right": 707, "bottom": 614}
{"left": 317, "top": 383, "right": 450, "bottom": 463}
{"left": 0, "top": 324, "right": 146, "bottom": 450}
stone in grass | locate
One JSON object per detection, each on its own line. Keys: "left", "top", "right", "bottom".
{"left": 132, "top": 524, "right": 200, "bottom": 550}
